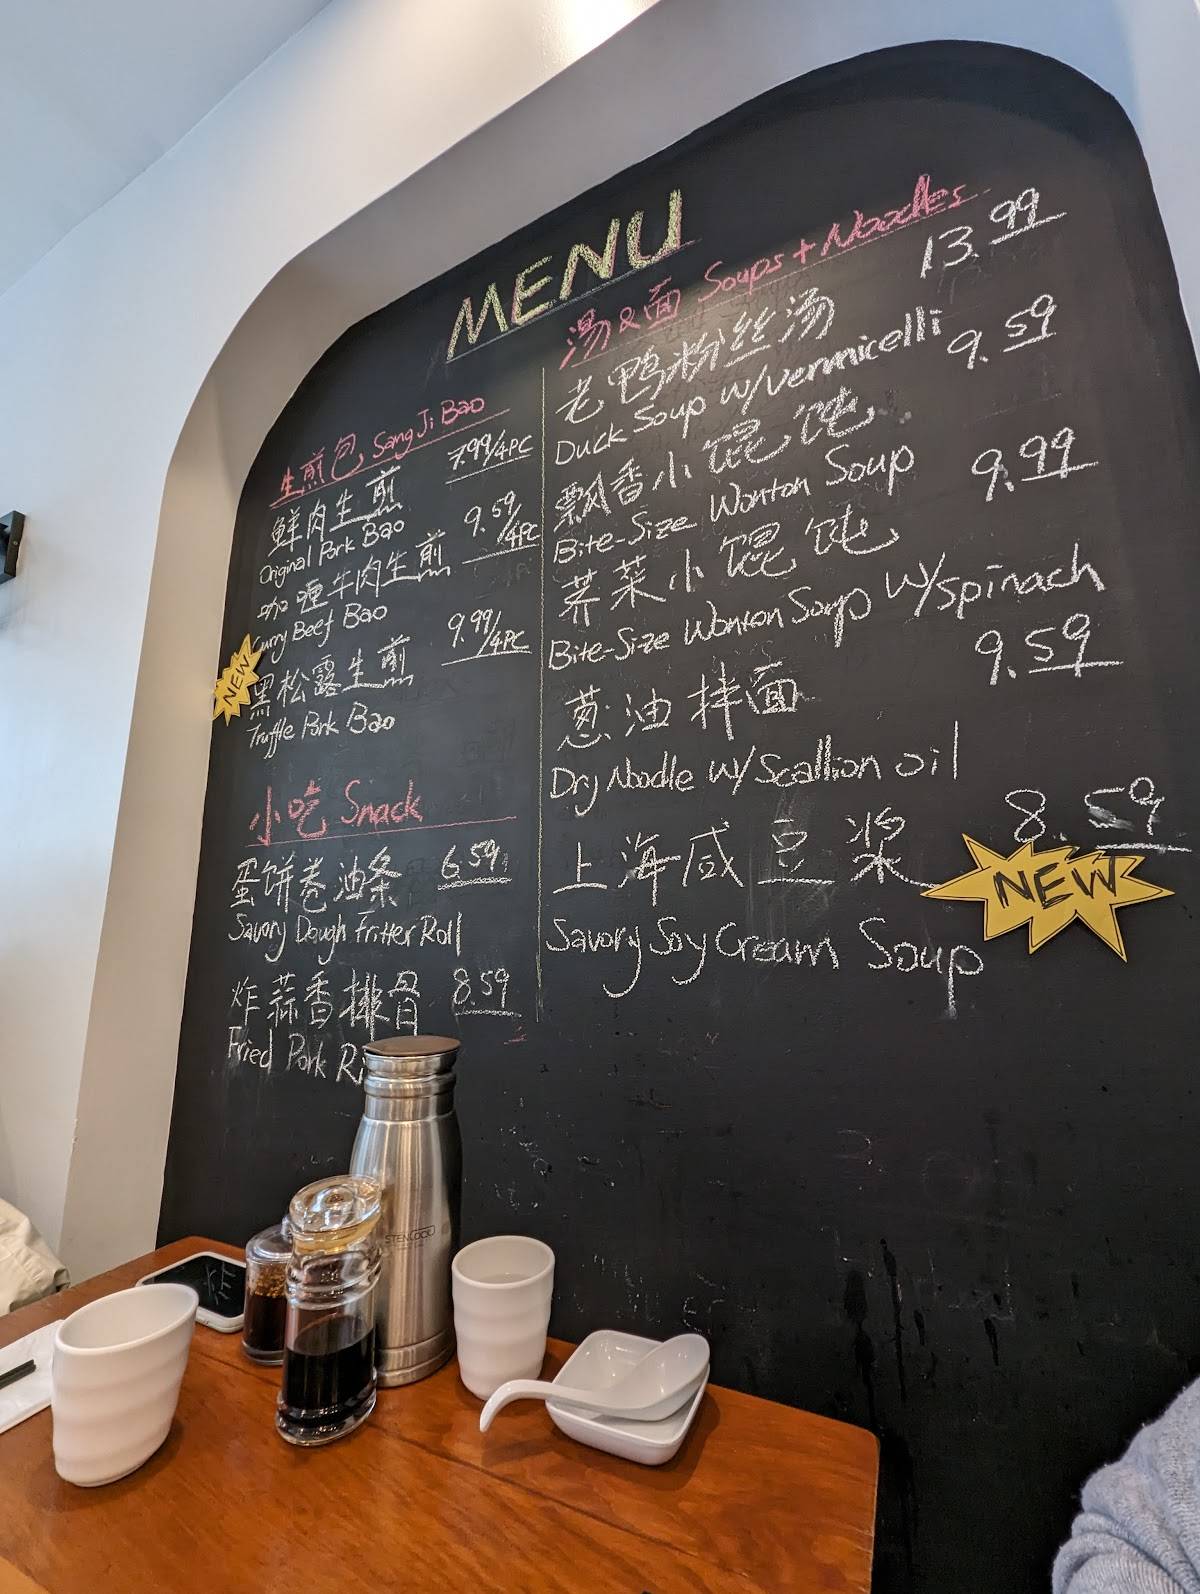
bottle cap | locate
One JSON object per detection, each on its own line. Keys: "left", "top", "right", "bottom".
{"left": 361, "top": 1035, "right": 460, "bottom": 1081}
{"left": 288, "top": 1175, "right": 381, "bottom": 1255}
{"left": 245, "top": 1220, "right": 292, "bottom": 1267}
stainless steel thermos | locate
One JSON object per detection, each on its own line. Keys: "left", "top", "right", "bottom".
{"left": 348, "top": 1035, "right": 462, "bottom": 1387}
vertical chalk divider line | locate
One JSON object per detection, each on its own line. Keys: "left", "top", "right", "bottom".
{"left": 536, "top": 363, "right": 546, "bottom": 1019}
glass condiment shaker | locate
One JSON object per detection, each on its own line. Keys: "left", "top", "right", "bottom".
{"left": 276, "top": 1175, "right": 382, "bottom": 1448}
{"left": 242, "top": 1220, "right": 291, "bottom": 1365}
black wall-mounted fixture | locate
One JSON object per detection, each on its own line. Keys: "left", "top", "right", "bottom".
{"left": 0, "top": 512, "right": 25, "bottom": 584}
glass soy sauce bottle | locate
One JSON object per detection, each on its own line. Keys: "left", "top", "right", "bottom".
{"left": 276, "top": 1175, "right": 382, "bottom": 1448}
{"left": 243, "top": 1219, "right": 291, "bottom": 1365}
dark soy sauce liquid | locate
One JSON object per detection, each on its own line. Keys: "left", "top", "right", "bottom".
{"left": 243, "top": 1291, "right": 287, "bottom": 1361}
{"left": 279, "top": 1315, "right": 376, "bottom": 1442}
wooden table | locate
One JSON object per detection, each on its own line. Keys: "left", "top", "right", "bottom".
{"left": 0, "top": 1239, "right": 876, "bottom": 1593}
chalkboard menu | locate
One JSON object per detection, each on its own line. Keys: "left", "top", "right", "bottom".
{"left": 161, "top": 44, "right": 1200, "bottom": 1593}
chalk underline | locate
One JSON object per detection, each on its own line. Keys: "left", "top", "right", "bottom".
{"left": 253, "top": 813, "right": 518, "bottom": 849}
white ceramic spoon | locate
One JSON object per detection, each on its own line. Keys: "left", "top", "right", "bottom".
{"left": 478, "top": 1332, "right": 709, "bottom": 1433}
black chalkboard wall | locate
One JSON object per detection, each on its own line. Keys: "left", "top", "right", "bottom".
{"left": 160, "top": 42, "right": 1200, "bottom": 1592}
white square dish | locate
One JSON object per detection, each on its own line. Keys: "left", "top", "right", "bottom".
{"left": 545, "top": 1329, "right": 708, "bottom": 1466}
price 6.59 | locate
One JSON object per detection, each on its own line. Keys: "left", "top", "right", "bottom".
{"left": 974, "top": 612, "right": 1123, "bottom": 685}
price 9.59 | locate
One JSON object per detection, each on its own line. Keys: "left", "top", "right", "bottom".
{"left": 974, "top": 612, "right": 1123, "bottom": 686}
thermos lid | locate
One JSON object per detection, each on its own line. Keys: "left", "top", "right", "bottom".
{"left": 361, "top": 1034, "right": 460, "bottom": 1080}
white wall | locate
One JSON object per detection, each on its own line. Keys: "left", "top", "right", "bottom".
{"left": 3, "top": 0, "right": 1198, "bottom": 1279}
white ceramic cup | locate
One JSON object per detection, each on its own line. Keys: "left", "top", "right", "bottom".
{"left": 51, "top": 1282, "right": 198, "bottom": 1486}
{"left": 452, "top": 1236, "right": 554, "bottom": 1400}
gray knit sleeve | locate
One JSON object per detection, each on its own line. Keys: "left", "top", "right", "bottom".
{"left": 1054, "top": 1381, "right": 1200, "bottom": 1594}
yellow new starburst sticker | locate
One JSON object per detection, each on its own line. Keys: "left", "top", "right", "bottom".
{"left": 212, "top": 634, "right": 263, "bottom": 726}
{"left": 923, "top": 835, "right": 1172, "bottom": 960}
